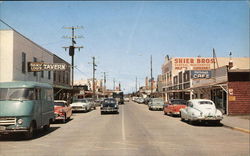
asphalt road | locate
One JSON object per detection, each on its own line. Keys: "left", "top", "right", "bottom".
{"left": 0, "top": 101, "right": 249, "bottom": 156}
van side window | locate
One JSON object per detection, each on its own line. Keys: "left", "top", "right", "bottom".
{"left": 46, "top": 89, "right": 53, "bottom": 101}
{"left": 35, "top": 88, "right": 41, "bottom": 100}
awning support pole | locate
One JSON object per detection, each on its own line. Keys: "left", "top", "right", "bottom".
{"left": 54, "top": 88, "right": 64, "bottom": 97}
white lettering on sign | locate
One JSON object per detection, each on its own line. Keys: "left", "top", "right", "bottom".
{"left": 28, "top": 62, "right": 67, "bottom": 72}
{"left": 191, "top": 70, "right": 211, "bottom": 79}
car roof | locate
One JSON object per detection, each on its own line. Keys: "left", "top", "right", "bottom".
{"left": 189, "top": 99, "right": 214, "bottom": 104}
{"left": 0, "top": 81, "right": 52, "bottom": 88}
{"left": 54, "top": 100, "right": 67, "bottom": 103}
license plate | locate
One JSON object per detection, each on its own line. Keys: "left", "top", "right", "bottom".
{"left": 0, "top": 126, "right": 6, "bottom": 131}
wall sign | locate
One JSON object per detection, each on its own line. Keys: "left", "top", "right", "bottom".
{"left": 174, "top": 58, "right": 216, "bottom": 70}
{"left": 28, "top": 62, "right": 67, "bottom": 72}
{"left": 191, "top": 70, "right": 211, "bottom": 79}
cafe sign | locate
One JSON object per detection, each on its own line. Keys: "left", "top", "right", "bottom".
{"left": 28, "top": 62, "right": 67, "bottom": 72}
{"left": 191, "top": 70, "right": 211, "bottom": 79}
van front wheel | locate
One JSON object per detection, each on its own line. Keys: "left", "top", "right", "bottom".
{"left": 24, "top": 123, "right": 34, "bottom": 140}
{"left": 43, "top": 123, "right": 50, "bottom": 131}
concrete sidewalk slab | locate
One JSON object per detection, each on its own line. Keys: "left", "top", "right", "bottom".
{"left": 221, "top": 115, "right": 250, "bottom": 133}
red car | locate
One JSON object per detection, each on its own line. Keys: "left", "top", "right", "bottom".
{"left": 163, "top": 99, "right": 187, "bottom": 116}
{"left": 54, "top": 100, "right": 72, "bottom": 123}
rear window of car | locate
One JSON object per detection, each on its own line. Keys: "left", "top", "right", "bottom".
{"left": 199, "top": 101, "right": 213, "bottom": 105}
{"left": 170, "top": 100, "right": 186, "bottom": 105}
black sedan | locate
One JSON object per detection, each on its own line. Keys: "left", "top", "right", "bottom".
{"left": 100, "top": 98, "right": 119, "bottom": 114}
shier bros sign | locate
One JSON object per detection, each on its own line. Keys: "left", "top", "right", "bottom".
{"left": 174, "top": 58, "right": 215, "bottom": 70}
{"left": 28, "top": 62, "right": 67, "bottom": 72}
{"left": 174, "top": 58, "right": 215, "bottom": 79}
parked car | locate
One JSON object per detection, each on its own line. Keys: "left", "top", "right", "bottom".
{"left": 70, "top": 99, "right": 92, "bottom": 112}
{"left": 86, "top": 98, "right": 96, "bottom": 110}
{"left": 144, "top": 97, "right": 150, "bottom": 105}
{"left": 124, "top": 97, "right": 130, "bottom": 102}
{"left": 95, "top": 98, "right": 103, "bottom": 106}
{"left": 148, "top": 98, "right": 164, "bottom": 111}
{"left": 100, "top": 98, "right": 119, "bottom": 114}
{"left": 0, "top": 81, "right": 54, "bottom": 139}
{"left": 180, "top": 99, "right": 223, "bottom": 124}
{"left": 137, "top": 97, "right": 144, "bottom": 104}
{"left": 54, "top": 100, "right": 72, "bottom": 123}
{"left": 163, "top": 99, "right": 187, "bottom": 116}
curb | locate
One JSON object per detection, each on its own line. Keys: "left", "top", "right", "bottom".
{"left": 223, "top": 125, "right": 250, "bottom": 134}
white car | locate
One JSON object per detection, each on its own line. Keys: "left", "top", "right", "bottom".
{"left": 180, "top": 99, "right": 223, "bottom": 124}
{"left": 124, "top": 97, "right": 130, "bottom": 102}
{"left": 70, "top": 99, "right": 91, "bottom": 112}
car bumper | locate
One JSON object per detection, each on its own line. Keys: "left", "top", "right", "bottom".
{"left": 151, "top": 106, "right": 163, "bottom": 109}
{"left": 72, "top": 107, "right": 87, "bottom": 111}
{"left": 0, "top": 126, "right": 29, "bottom": 134}
{"left": 101, "top": 108, "right": 118, "bottom": 112}
{"left": 192, "top": 116, "right": 223, "bottom": 121}
{"left": 172, "top": 112, "right": 180, "bottom": 115}
{"left": 54, "top": 114, "right": 66, "bottom": 120}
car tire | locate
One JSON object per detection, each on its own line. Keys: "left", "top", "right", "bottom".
{"left": 43, "top": 122, "right": 50, "bottom": 131}
{"left": 24, "top": 122, "right": 35, "bottom": 140}
{"left": 62, "top": 114, "right": 66, "bottom": 123}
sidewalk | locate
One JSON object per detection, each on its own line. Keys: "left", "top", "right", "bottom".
{"left": 221, "top": 115, "right": 250, "bottom": 133}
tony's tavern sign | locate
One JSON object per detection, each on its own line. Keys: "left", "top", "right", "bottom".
{"left": 174, "top": 58, "right": 216, "bottom": 70}
{"left": 28, "top": 62, "right": 67, "bottom": 72}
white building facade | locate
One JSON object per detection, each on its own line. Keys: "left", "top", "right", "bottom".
{"left": 0, "top": 30, "right": 53, "bottom": 84}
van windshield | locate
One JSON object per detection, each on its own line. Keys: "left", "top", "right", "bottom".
{"left": 0, "top": 88, "right": 35, "bottom": 101}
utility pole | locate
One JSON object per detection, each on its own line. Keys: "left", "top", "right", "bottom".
{"left": 92, "top": 57, "right": 97, "bottom": 100}
{"left": 135, "top": 77, "right": 137, "bottom": 92}
{"left": 113, "top": 78, "right": 116, "bottom": 91}
{"left": 102, "top": 72, "right": 107, "bottom": 93}
{"left": 119, "top": 82, "right": 121, "bottom": 91}
{"left": 150, "top": 55, "right": 153, "bottom": 95}
{"left": 62, "top": 26, "right": 83, "bottom": 88}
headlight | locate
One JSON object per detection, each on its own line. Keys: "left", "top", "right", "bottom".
{"left": 17, "top": 119, "right": 24, "bottom": 125}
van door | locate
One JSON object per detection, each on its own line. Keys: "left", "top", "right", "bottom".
{"left": 34, "top": 88, "right": 42, "bottom": 128}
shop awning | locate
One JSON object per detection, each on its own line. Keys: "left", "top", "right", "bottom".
{"left": 190, "top": 81, "right": 227, "bottom": 90}
{"left": 53, "top": 84, "right": 72, "bottom": 90}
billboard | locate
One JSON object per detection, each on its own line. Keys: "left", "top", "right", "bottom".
{"left": 28, "top": 62, "right": 67, "bottom": 72}
{"left": 191, "top": 70, "right": 211, "bottom": 79}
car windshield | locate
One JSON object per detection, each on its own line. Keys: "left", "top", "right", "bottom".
{"left": 0, "top": 88, "right": 35, "bottom": 101}
{"left": 171, "top": 100, "right": 187, "bottom": 105}
{"left": 152, "top": 98, "right": 163, "bottom": 102}
{"left": 54, "top": 102, "right": 65, "bottom": 107}
{"left": 103, "top": 99, "right": 116, "bottom": 104}
{"left": 199, "top": 101, "right": 213, "bottom": 105}
{"left": 75, "top": 99, "right": 87, "bottom": 103}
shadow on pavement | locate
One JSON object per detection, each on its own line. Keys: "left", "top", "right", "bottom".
{"left": 180, "top": 119, "right": 224, "bottom": 127}
{"left": 100, "top": 112, "right": 120, "bottom": 115}
{"left": 0, "top": 126, "right": 60, "bottom": 141}
{"left": 52, "top": 118, "right": 73, "bottom": 124}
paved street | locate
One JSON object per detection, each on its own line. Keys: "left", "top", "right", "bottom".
{"left": 0, "top": 101, "right": 249, "bottom": 156}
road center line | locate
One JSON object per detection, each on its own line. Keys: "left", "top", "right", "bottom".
{"left": 122, "top": 105, "right": 126, "bottom": 141}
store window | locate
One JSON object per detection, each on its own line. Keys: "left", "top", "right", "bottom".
{"left": 21, "top": 52, "right": 26, "bottom": 74}
{"left": 33, "top": 57, "right": 37, "bottom": 76}
{"left": 48, "top": 71, "right": 51, "bottom": 80}
{"left": 41, "top": 61, "right": 44, "bottom": 78}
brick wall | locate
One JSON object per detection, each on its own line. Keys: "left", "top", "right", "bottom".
{"left": 228, "top": 81, "right": 250, "bottom": 115}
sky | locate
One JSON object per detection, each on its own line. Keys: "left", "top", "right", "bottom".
{"left": 0, "top": 1, "right": 249, "bottom": 93}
